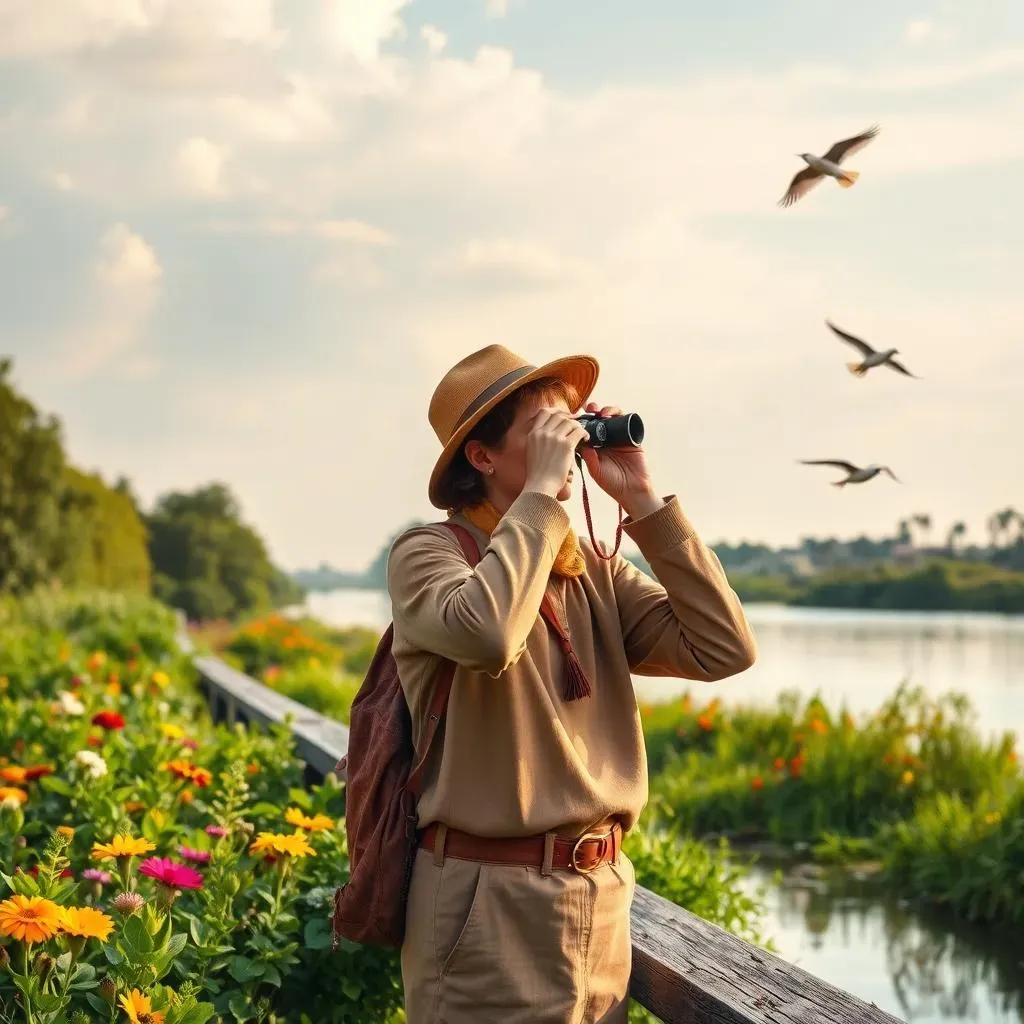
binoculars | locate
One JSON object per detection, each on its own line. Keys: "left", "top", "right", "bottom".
{"left": 576, "top": 412, "right": 645, "bottom": 449}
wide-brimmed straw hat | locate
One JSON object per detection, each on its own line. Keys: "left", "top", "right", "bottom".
{"left": 427, "top": 344, "right": 600, "bottom": 509}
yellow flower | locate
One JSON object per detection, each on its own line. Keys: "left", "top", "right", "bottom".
{"left": 56, "top": 826, "right": 75, "bottom": 839}
{"left": 179, "top": 788, "right": 194, "bottom": 805}
{"left": 90, "top": 835, "right": 156, "bottom": 861}
{"left": 900, "top": 770, "right": 915, "bottom": 786}
{"left": 0, "top": 894, "right": 64, "bottom": 943}
{"left": 106, "top": 681, "right": 122, "bottom": 697}
{"left": 86, "top": 651, "right": 107, "bottom": 672}
{"left": 119, "top": 989, "right": 166, "bottom": 1024}
{"left": 60, "top": 906, "right": 114, "bottom": 942}
{"left": 151, "top": 671, "right": 171, "bottom": 688}
{"left": 249, "top": 831, "right": 316, "bottom": 859}
{"left": 284, "top": 808, "right": 335, "bottom": 833}
{"left": 159, "top": 723, "right": 184, "bottom": 740}
{"left": 0, "top": 786, "right": 28, "bottom": 806}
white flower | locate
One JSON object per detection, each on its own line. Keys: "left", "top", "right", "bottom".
{"left": 157, "top": 701, "right": 170, "bottom": 716}
{"left": 73, "top": 750, "right": 108, "bottom": 779}
{"left": 58, "top": 691, "right": 86, "bottom": 716}
{"left": 0, "top": 795, "right": 22, "bottom": 812}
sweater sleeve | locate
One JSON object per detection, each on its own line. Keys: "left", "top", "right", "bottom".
{"left": 612, "top": 495, "right": 757, "bottom": 680}
{"left": 387, "top": 491, "right": 571, "bottom": 677}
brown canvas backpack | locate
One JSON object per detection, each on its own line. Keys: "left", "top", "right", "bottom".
{"left": 331, "top": 521, "right": 480, "bottom": 950}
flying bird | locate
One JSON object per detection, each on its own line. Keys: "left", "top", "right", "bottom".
{"left": 825, "top": 320, "right": 920, "bottom": 378}
{"left": 778, "top": 125, "right": 880, "bottom": 208}
{"left": 800, "top": 460, "right": 901, "bottom": 488}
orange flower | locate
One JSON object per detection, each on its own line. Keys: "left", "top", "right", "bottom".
{"left": 0, "top": 895, "right": 64, "bottom": 943}
{"left": 772, "top": 757, "right": 785, "bottom": 771}
{"left": 0, "top": 766, "right": 27, "bottom": 784}
{"left": 0, "top": 787, "right": 28, "bottom": 806}
{"left": 1009, "top": 751, "right": 1019, "bottom": 765}
{"left": 119, "top": 989, "right": 165, "bottom": 1024}
{"left": 751, "top": 776, "right": 764, "bottom": 791}
{"left": 189, "top": 768, "right": 212, "bottom": 788}
{"left": 86, "top": 651, "right": 107, "bottom": 672}
{"left": 60, "top": 905, "right": 114, "bottom": 942}
{"left": 809, "top": 719, "right": 828, "bottom": 736}
{"left": 697, "top": 714, "right": 714, "bottom": 732}
{"left": 246, "top": 763, "right": 260, "bottom": 776}
{"left": 123, "top": 801, "right": 147, "bottom": 814}
{"left": 789, "top": 755, "right": 804, "bottom": 779}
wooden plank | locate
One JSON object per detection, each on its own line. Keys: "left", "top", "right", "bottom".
{"left": 628, "top": 885, "right": 905, "bottom": 1024}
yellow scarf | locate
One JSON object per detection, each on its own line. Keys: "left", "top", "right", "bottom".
{"left": 462, "top": 500, "right": 585, "bottom": 578}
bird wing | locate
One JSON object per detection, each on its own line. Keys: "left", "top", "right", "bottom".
{"left": 886, "top": 357, "right": 919, "bottom": 379}
{"left": 822, "top": 124, "right": 880, "bottom": 165}
{"left": 825, "top": 320, "right": 876, "bottom": 357}
{"left": 800, "top": 459, "right": 859, "bottom": 473}
{"left": 778, "top": 166, "right": 823, "bottom": 208}
{"left": 881, "top": 466, "right": 902, "bottom": 482}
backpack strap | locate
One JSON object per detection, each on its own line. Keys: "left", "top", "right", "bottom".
{"left": 405, "top": 522, "right": 481, "bottom": 799}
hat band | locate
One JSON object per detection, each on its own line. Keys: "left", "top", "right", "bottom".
{"left": 452, "top": 364, "right": 537, "bottom": 434}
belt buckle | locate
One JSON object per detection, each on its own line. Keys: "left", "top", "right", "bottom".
{"left": 570, "top": 830, "right": 610, "bottom": 874}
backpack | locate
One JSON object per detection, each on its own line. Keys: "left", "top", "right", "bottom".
{"left": 331, "top": 521, "right": 480, "bottom": 950}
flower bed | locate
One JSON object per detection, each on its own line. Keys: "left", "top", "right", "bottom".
{"left": 641, "top": 683, "right": 1024, "bottom": 923}
{"left": 0, "top": 591, "right": 403, "bottom": 1023}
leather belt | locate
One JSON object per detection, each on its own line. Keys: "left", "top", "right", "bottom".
{"left": 419, "top": 822, "right": 622, "bottom": 874}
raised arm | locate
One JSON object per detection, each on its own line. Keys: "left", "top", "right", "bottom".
{"left": 612, "top": 495, "right": 757, "bottom": 680}
{"left": 387, "top": 491, "right": 569, "bottom": 676}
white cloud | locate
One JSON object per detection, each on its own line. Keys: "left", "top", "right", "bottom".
{"left": 199, "top": 216, "right": 395, "bottom": 245}
{"left": 62, "top": 223, "right": 163, "bottom": 377}
{"left": 486, "top": 0, "right": 510, "bottom": 19}
{"left": 48, "top": 170, "right": 77, "bottom": 191}
{"left": 444, "top": 237, "right": 577, "bottom": 287}
{"left": 0, "top": 204, "right": 7, "bottom": 221}
{"left": 905, "top": 20, "right": 934, "bottom": 44}
{"left": 323, "top": 0, "right": 411, "bottom": 64}
{"left": 313, "top": 220, "right": 395, "bottom": 245}
{"left": 176, "top": 136, "right": 229, "bottom": 196}
{"left": 314, "top": 251, "right": 385, "bottom": 289}
{"left": 421, "top": 24, "right": 447, "bottom": 55}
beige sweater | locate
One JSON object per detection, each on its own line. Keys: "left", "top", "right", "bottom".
{"left": 387, "top": 490, "right": 756, "bottom": 838}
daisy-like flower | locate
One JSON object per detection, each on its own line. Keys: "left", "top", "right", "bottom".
{"left": 56, "top": 825, "right": 75, "bottom": 840}
{"left": 86, "top": 651, "right": 107, "bottom": 672}
{"left": 204, "top": 825, "right": 228, "bottom": 839}
{"left": 178, "top": 846, "right": 211, "bottom": 864}
{"left": 119, "top": 989, "right": 165, "bottom": 1024}
{"left": 60, "top": 906, "right": 114, "bottom": 942}
{"left": 91, "top": 710, "right": 125, "bottom": 731}
{"left": 90, "top": 835, "right": 156, "bottom": 862}
{"left": 112, "top": 892, "right": 146, "bottom": 917}
{"left": 190, "top": 768, "right": 212, "bottom": 788}
{"left": 0, "top": 787, "right": 28, "bottom": 807}
{"left": 57, "top": 690, "right": 85, "bottom": 714}
{"left": 284, "top": 808, "right": 335, "bottom": 833}
{"left": 139, "top": 857, "right": 204, "bottom": 891}
{"left": 249, "top": 831, "right": 316, "bottom": 860}
{"left": 161, "top": 759, "right": 195, "bottom": 781}
{"left": 24, "top": 764, "right": 54, "bottom": 781}
{"left": 151, "top": 670, "right": 171, "bottom": 688}
{"left": 0, "top": 766, "right": 27, "bottom": 784}
{"left": 0, "top": 894, "right": 64, "bottom": 943}
{"left": 159, "top": 723, "right": 184, "bottom": 740}
{"left": 73, "top": 750, "right": 108, "bottom": 779}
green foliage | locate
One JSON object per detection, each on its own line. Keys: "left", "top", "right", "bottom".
{"left": 146, "top": 484, "right": 304, "bottom": 622}
{"left": 641, "top": 685, "right": 1022, "bottom": 923}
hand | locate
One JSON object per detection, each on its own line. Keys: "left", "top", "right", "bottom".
{"left": 577, "top": 402, "right": 657, "bottom": 510}
{"left": 524, "top": 407, "right": 589, "bottom": 496}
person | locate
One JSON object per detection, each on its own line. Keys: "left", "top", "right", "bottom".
{"left": 387, "top": 343, "right": 757, "bottom": 1024}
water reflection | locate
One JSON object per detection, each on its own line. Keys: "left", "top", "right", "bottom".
{"left": 749, "top": 867, "right": 1024, "bottom": 1023}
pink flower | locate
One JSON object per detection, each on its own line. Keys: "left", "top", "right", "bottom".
{"left": 82, "top": 869, "right": 112, "bottom": 884}
{"left": 205, "top": 825, "right": 228, "bottom": 839}
{"left": 178, "top": 846, "right": 211, "bottom": 864}
{"left": 138, "top": 857, "right": 204, "bottom": 890}
{"left": 182, "top": 739, "right": 199, "bottom": 751}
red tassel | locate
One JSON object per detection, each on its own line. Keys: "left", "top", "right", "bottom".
{"left": 563, "top": 650, "right": 593, "bottom": 702}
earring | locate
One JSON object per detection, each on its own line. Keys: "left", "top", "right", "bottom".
{"left": 487, "top": 467, "right": 495, "bottom": 475}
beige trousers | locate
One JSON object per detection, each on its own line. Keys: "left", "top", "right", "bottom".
{"left": 400, "top": 841, "right": 635, "bottom": 1024}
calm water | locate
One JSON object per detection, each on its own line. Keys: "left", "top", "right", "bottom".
{"left": 302, "top": 590, "right": 1024, "bottom": 1023}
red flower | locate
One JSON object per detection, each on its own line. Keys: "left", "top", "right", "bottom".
{"left": 789, "top": 755, "right": 805, "bottom": 778}
{"left": 697, "top": 714, "right": 714, "bottom": 732}
{"left": 24, "top": 765, "right": 54, "bottom": 781}
{"left": 139, "top": 857, "right": 204, "bottom": 891}
{"left": 751, "top": 776, "right": 764, "bottom": 791}
{"left": 91, "top": 711, "right": 125, "bottom": 731}
{"left": 772, "top": 757, "right": 785, "bottom": 771}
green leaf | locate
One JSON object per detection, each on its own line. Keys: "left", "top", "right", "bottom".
{"left": 261, "top": 963, "right": 282, "bottom": 988}
{"left": 304, "top": 917, "right": 333, "bottom": 950}
{"left": 164, "top": 932, "right": 188, "bottom": 959}
{"left": 288, "top": 788, "right": 312, "bottom": 810}
{"left": 87, "top": 992, "right": 111, "bottom": 1015}
{"left": 177, "top": 1003, "right": 216, "bottom": 1024}
{"left": 249, "top": 801, "right": 283, "bottom": 818}
{"left": 228, "top": 955, "right": 264, "bottom": 983}
{"left": 40, "top": 775, "right": 73, "bottom": 796}
{"left": 188, "top": 915, "right": 206, "bottom": 946}
{"left": 341, "top": 977, "right": 363, "bottom": 1001}
{"left": 102, "top": 943, "right": 124, "bottom": 966}
{"left": 228, "top": 994, "right": 251, "bottom": 1022}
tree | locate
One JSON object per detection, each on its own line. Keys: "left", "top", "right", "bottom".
{"left": 912, "top": 514, "right": 932, "bottom": 549}
{"left": 146, "top": 483, "right": 303, "bottom": 621}
{"left": 0, "top": 359, "right": 68, "bottom": 590}
{"left": 945, "top": 521, "right": 967, "bottom": 555}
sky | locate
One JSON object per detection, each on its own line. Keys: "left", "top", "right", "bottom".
{"left": 1, "top": 0, "right": 1022, "bottom": 571}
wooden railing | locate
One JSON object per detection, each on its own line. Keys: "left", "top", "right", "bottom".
{"left": 183, "top": 624, "right": 904, "bottom": 1024}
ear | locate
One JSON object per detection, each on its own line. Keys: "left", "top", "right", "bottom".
{"left": 463, "top": 439, "right": 493, "bottom": 476}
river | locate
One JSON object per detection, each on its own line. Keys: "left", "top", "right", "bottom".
{"left": 301, "top": 590, "right": 1024, "bottom": 1023}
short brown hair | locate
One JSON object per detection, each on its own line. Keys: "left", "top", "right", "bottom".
{"left": 438, "top": 376, "right": 579, "bottom": 511}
